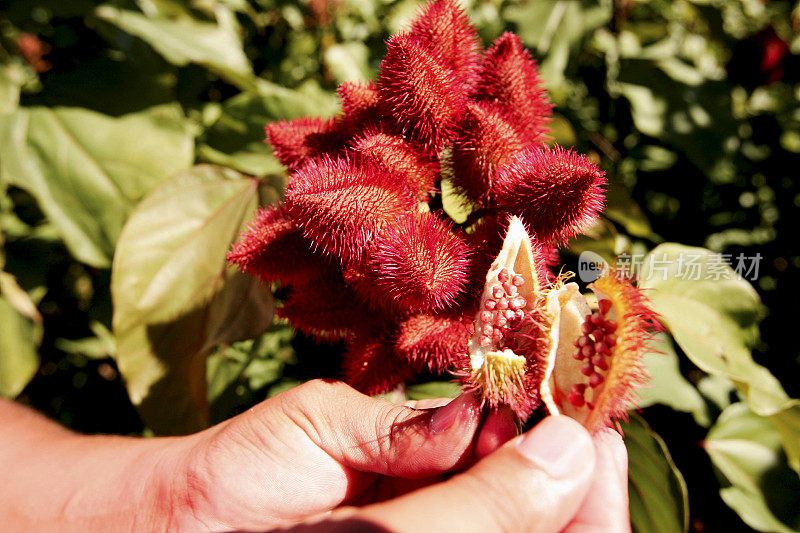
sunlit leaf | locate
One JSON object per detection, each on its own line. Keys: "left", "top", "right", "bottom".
{"left": 705, "top": 403, "right": 800, "bottom": 533}
{"left": 406, "top": 381, "right": 461, "bottom": 401}
{"left": 0, "top": 104, "right": 194, "bottom": 268}
{"left": 95, "top": 4, "right": 255, "bottom": 91}
{"left": 112, "top": 165, "right": 277, "bottom": 435}
{"left": 623, "top": 414, "right": 689, "bottom": 533}
{"left": 0, "top": 295, "right": 42, "bottom": 398}
{"left": 637, "top": 333, "right": 709, "bottom": 426}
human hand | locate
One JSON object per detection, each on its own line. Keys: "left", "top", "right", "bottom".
{"left": 173, "top": 379, "right": 629, "bottom": 532}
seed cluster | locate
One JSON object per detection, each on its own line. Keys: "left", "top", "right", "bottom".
{"left": 568, "top": 299, "right": 618, "bottom": 408}
{"left": 478, "top": 268, "right": 528, "bottom": 347}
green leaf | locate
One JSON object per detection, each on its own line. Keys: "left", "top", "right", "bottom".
{"left": 623, "top": 414, "right": 689, "bottom": 533}
{"left": 0, "top": 104, "right": 194, "bottom": 268}
{"left": 111, "top": 165, "right": 277, "bottom": 435}
{"left": 200, "top": 82, "right": 338, "bottom": 177}
{"left": 640, "top": 244, "right": 780, "bottom": 412}
{"left": 405, "top": 381, "right": 461, "bottom": 401}
{"left": 323, "top": 42, "right": 371, "bottom": 84}
{"left": 604, "top": 185, "right": 659, "bottom": 241}
{"left": 641, "top": 244, "right": 800, "bottom": 469}
{"left": 0, "top": 294, "right": 42, "bottom": 398}
{"left": 504, "top": 0, "right": 611, "bottom": 94}
{"left": 0, "top": 62, "right": 31, "bottom": 117}
{"left": 207, "top": 325, "right": 295, "bottom": 423}
{"left": 705, "top": 403, "right": 800, "bottom": 533}
{"left": 95, "top": 4, "right": 256, "bottom": 91}
{"left": 637, "top": 333, "right": 709, "bottom": 426}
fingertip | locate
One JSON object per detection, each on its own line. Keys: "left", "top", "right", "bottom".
{"left": 594, "top": 427, "right": 628, "bottom": 484}
{"left": 429, "top": 392, "right": 480, "bottom": 434}
{"left": 475, "top": 406, "right": 519, "bottom": 458}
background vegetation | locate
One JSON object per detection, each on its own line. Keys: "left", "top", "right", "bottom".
{"left": 1, "top": 0, "right": 798, "bottom": 531}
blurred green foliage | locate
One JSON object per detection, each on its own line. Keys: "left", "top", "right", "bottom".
{"left": 1, "top": 0, "right": 799, "bottom": 531}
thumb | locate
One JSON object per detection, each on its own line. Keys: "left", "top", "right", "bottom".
{"left": 269, "top": 379, "right": 482, "bottom": 478}
{"left": 336, "top": 415, "right": 596, "bottom": 533}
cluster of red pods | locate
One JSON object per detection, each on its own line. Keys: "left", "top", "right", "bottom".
{"left": 567, "top": 299, "right": 619, "bottom": 407}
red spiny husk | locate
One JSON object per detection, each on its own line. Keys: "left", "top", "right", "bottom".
{"left": 343, "top": 336, "right": 417, "bottom": 395}
{"left": 351, "top": 130, "right": 438, "bottom": 200}
{"left": 493, "top": 145, "right": 606, "bottom": 243}
{"left": 452, "top": 102, "right": 527, "bottom": 206}
{"left": 336, "top": 81, "right": 385, "bottom": 135}
{"left": 466, "top": 216, "right": 552, "bottom": 291}
{"left": 394, "top": 311, "right": 473, "bottom": 373}
{"left": 475, "top": 32, "right": 552, "bottom": 143}
{"left": 378, "top": 34, "right": 467, "bottom": 150}
{"left": 338, "top": 81, "right": 380, "bottom": 118}
{"left": 284, "top": 156, "right": 418, "bottom": 265}
{"left": 585, "top": 270, "right": 661, "bottom": 431}
{"left": 265, "top": 116, "right": 343, "bottom": 170}
{"left": 227, "top": 204, "right": 327, "bottom": 286}
{"left": 277, "top": 271, "right": 371, "bottom": 343}
{"left": 364, "top": 212, "right": 472, "bottom": 313}
{"left": 408, "top": 0, "right": 481, "bottom": 87}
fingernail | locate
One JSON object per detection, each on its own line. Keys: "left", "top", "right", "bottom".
{"left": 430, "top": 393, "right": 478, "bottom": 434}
{"left": 516, "top": 416, "right": 592, "bottom": 478}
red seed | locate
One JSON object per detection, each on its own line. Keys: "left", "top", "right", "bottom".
{"left": 605, "top": 333, "right": 617, "bottom": 347}
{"left": 572, "top": 383, "right": 588, "bottom": 395}
{"left": 504, "top": 309, "right": 516, "bottom": 321}
{"left": 581, "top": 345, "right": 594, "bottom": 358}
{"left": 594, "top": 341, "right": 608, "bottom": 354}
{"left": 589, "top": 372, "right": 604, "bottom": 388}
{"left": 505, "top": 284, "right": 519, "bottom": 297}
{"left": 509, "top": 297, "right": 526, "bottom": 309}
{"left": 599, "top": 299, "right": 612, "bottom": 314}
{"left": 479, "top": 335, "right": 492, "bottom": 347}
{"left": 604, "top": 320, "right": 618, "bottom": 333}
{"left": 577, "top": 335, "right": 592, "bottom": 347}
{"left": 498, "top": 269, "right": 510, "bottom": 283}
{"left": 491, "top": 328, "right": 503, "bottom": 341}
{"left": 496, "top": 317, "right": 507, "bottom": 328}
{"left": 512, "top": 274, "right": 525, "bottom": 286}
{"left": 590, "top": 312, "right": 604, "bottom": 326}
{"left": 496, "top": 298, "right": 509, "bottom": 310}
{"left": 591, "top": 355, "right": 608, "bottom": 370}
{"left": 482, "top": 324, "right": 493, "bottom": 335}
{"left": 513, "top": 309, "right": 525, "bottom": 320}
{"left": 492, "top": 286, "right": 504, "bottom": 299}
{"left": 582, "top": 321, "right": 594, "bottom": 334}
{"left": 568, "top": 392, "right": 585, "bottom": 407}
{"left": 480, "top": 311, "right": 492, "bottom": 322}
{"left": 592, "top": 328, "right": 606, "bottom": 341}
{"left": 484, "top": 299, "right": 497, "bottom": 310}
{"left": 581, "top": 362, "right": 594, "bottom": 376}
{"left": 574, "top": 350, "right": 585, "bottom": 360}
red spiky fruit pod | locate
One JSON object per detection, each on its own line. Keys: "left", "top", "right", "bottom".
{"left": 351, "top": 130, "right": 438, "bottom": 200}
{"left": 227, "top": 204, "right": 326, "bottom": 286}
{"left": 284, "top": 156, "right": 418, "bottom": 265}
{"left": 475, "top": 32, "right": 552, "bottom": 143}
{"left": 343, "top": 336, "right": 417, "bottom": 395}
{"left": 265, "top": 116, "right": 344, "bottom": 171}
{"left": 277, "top": 271, "right": 374, "bottom": 343}
{"left": 493, "top": 145, "right": 606, "bottom": 243}
{"left": 408, "top": 0, "right": 481, "bottom": 87}
{"left": 452, "top": 102, "right": 527, "bottom": 206}
{"left": 362, "top": 212, "right": 472, "bottom": 314}
{"left": 338, "top": 81, "right": 381, "bottom": 120}
{"left": 378, "top": 34, "right": 467, "bottom": 150}
{"left": 394, "top": 311, "right": 473, "bottom": 374}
